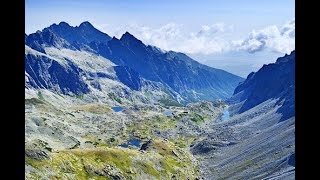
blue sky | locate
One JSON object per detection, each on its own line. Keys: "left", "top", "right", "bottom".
{"left": 26, "top": 0, "right": 295, "bottom": 77}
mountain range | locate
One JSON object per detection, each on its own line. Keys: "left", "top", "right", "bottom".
{"left": 25, "top": 21, "right": 244, "bottom": 103}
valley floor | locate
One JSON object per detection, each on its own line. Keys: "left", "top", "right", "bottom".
{"left": 25, "top": 88, "right": 225, "bottom": 179}
{"left": 25, "top": 89, "right": 294, "bottom": 180}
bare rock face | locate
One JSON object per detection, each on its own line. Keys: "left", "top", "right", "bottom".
{"left": 25, "top": 53, "right": 90, "bottom": 95}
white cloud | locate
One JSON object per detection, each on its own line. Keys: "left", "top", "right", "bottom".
{"left": 97, "top": 20, "right": 294, "bottom": 55}
{"left": 99, "top": 22, "right": 232, "bottom": 55}
{"left": 197, "top": 23, "right": 231, "bottom": 37}
{"left": 235, "top": 20, "right": 295, "bottom": 54}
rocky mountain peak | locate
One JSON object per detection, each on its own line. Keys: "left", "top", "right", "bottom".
{"left": 120, "top": 32, "right": 143, "bottom": 45}
{"left": 25, "top": 28, "right": 70, "bottom": 53}
{"left": 78, "top": 21, "right": 94, "bottom": 28}
{"left": 48, "top": 21, "right": 72, "bottom": 31}
{"left": 41, "top": 21, "right": 112, "bottom": 45}
{"left": 58, "top": 21, "right": 71, "bottom": 27}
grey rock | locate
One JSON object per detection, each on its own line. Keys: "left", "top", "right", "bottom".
{"left": 25, "top": 150, "right": 50, "bottom": 160}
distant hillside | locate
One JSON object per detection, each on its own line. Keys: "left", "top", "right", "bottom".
{"left": 230, "top": 51, "right": 295, "bottom": 121}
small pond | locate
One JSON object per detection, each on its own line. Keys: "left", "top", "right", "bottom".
{"left": 112, "top": 106, "right": 124, "bottom": 112}
{"left": 119, "top": 139, "right": 141, "bottom": 148}
{"left": 163, "top": 110, "right": 173, "bottom": 116}
{"left": 221, "top": 108, "right": 230, "bottom": 121}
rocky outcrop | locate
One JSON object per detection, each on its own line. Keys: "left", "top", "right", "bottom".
{"left": 25, "top": 150, "right": 50, "bottom": 160}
